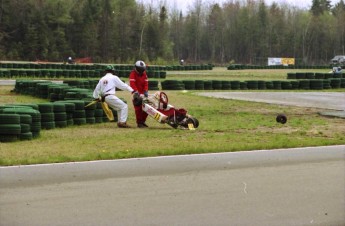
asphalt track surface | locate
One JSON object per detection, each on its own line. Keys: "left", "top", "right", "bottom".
{"left": 1, "top": 146, "right": 345, "bottom": 226}
{"left": 198, "top": 92, "right": 345, "bottom": 111}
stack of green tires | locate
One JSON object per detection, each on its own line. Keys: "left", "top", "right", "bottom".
{"left": 94, "top": 102, "right": 104, "bottom": 123}
{"left": 56, "top": 101, "right": 75, "bottom": 126}
{"left": 2, "top": 107, "right": 41, "bottom": 139}
{"left": 265, "top": 81, "right": 273, "bottom": 89}
{"left": 287, "top": 73, "right": 296, "bottom": 79}
{"left": 36, "top": 82, "right": 53, "bottom": 99}
{"left": 53, "top": 103, "right": 68, "bottom": 128}
{"left": 161, "top": 80, "right": 185, "bottom": 90}
{"left": 323, "top": 79, "right": 332, "bottom": 89}
{"left": 295, "top": 73, "right": 306, "bottom": 79}
{"left": 315, "top": 73, "right": 324, "bottom": 79}
{"left": 19, "top": 114, "right": 33, "bottom": 140}
{"left": 212, "top": 80, "right": 222, "bottom": 90}
{"left": 182, "top": 80, "right": 196, "bottom": 90}
{"left": 0, "top": 114, "right": 21, "bottom": 142}
{"left": 281, "top": 81, "right": 292, "bottom": 90}
{"left": 148, "top": 81, "right": 159, "bottom": 90}
{"left": 324, "top": 73, "right": 333, "bottom": 79}
{"left": 246, "top": 80, "right": 258, "bottom": 90}
{"left": 221, "top": 81, "right": 231, "bottom": 90}
{"left": 330, "top": 78, "right": 341, "bottom": 89}
{"left": 64, "top": 100, "right": 86, "bottom": 125}
{"left": 306, "top": 73, "right": 315, "bottom": 79}
{"left": 299, "top": 80, "right": 310, "bottom": 89}
{"left": 230, "top": 81, "right": 240, "bottom": 90}
{"left": 258, "top": 81, "right": 266, "bottom": 90}
{"left": 341, "top": 78, "right": 345, "bottom": 88}
{"left": 84, "top": 100, "right": 96, "bottom": 124}
{"left": 38, "top": 103, "right": 55, "bottom": 130}
{"left": 333, "top": 73, "right": 342, "bottom": 79}
{"left": 309, "top": 80, "right": 323, "bottom": 90}
{"left": 195, "top": 80, "right": 205, "bottom": 90}
{"left": 203, "top": 80, "right": 213, "bottom": 90}
{"left": 290, "top": 80, "right": 300, "bottom": 89}
{"left": 241, "top": 81, "right": 248, "bottom": 90}
{"left": 160, "top": 71, "right": 167, "bottom": 79}
{"left": 272, "top": 81, "right": 282, "bottom": 90}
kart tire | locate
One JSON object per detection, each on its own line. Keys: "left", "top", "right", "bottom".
{"left": 186, "top": 117, "right": 199, "bottom": 128}
{"left": 276, "top": 114, "right": 287, "bottom": 124}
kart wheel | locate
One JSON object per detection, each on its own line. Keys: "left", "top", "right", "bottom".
{"left": 186, "top": 117, "right": 199, "bottom": 128}
{"left": 276, "top": 114, "right": 287, "bottom": 124}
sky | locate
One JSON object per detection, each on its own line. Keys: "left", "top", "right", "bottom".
{"left": 140, "top": 0, "right": 342, "bottom": 13}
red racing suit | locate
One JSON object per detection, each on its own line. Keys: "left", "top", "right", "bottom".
{"left": 129, "top": 69, "right": 149, "bottom": 124}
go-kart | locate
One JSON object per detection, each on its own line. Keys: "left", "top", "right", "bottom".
{"left": 134, "top": 91, "right": 199, "bottom": 130}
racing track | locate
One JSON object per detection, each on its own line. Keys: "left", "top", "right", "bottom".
{"left": 1, "top": 146, "right": 345, "bottom": 226}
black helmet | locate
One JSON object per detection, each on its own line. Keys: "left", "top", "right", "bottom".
{"left": 135, "top": 60, "right": 146, "bottom": 74}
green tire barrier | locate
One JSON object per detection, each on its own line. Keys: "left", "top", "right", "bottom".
{"left": 221, "top": 81, "right": 231, "bottom": 90}
{"left": 272, "top": 81, "right": 282, "bottom": 90}
{"left": 341, "top": 78, "right": 345, "bottom": 88}
{"left": 265, "top": 81, "right": 274, "bottom": 89}
{"left": 0, "top": 124, "right": 21, "bottom": 135}
{"left": 182, "top": 80, "right": 196, "bottom": 90}
{"left": 288, "top": 72, "right": 343, "bottom": 80}
{"left": 299, "top": 80, "right": 310, "bottom": 89}
{"left": 330, "top": 78, "right": 341, "bottom": 89}
{"left": 290, "top": 81, "right": 300, "bottom": 89}
{"left": 323, "top": 79, "right": 332, "bottom": 89}
{"left": 310, "top": 80, "right": 323, "bottom": 90}
{"left": 306, "top": 73, "right": 315, "bottom": 79}
{"left": 19, "top": 132, "right": 33, "bottom": 141}
{"left": 258, "top": 81, "right": 266, "bottom": 90}
{"left": 281, "top": 81, "right": 292, "bottom": 90}
{"left": 38, "top": 103, "right": 55, "bottom": 130}
{"left": 195, "top": 80, "right": 205, "bottom": 90}
{"left": 287, "top": 73, "right": 296, "bottom": 79}
{"left": 212, "top": 80, "right": 222, "bottom": 90}
{"left": 227, "top": 64, "right": 332, "bottom": 70}
{"left": 240, "top": 81, "right": 247, "bottom": 90}
{"left": 230, "top": 81, "right": 240, "bottom": 90}
{"left": 148, "top": 81, "right": 159, "bottom": 90}
{"left": 315, "top": 73, "right": 324, "bottom": 79}
{"left": 295, "top": 73, "right": 306, "bottom": 79}
{"left": 246, "top": 80, "right": 258, "bottom": 90}
{"left": 0, "top": 114, "right": 21, "bottom": 124}
{"left": 161, "top": 80, "right": 185, "bottom": 90}
{"left": 1, "top": 107, "right": 41, "bottom": 140}
{"left": 204, "top": 80, "right": 213, "bottom": 90}
{"left": 324, "top": 73, "right": 333, "bottom": 79}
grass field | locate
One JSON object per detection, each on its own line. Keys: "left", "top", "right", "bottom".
{"left": 0, "top": 68, "right": 344, "bottom": 166}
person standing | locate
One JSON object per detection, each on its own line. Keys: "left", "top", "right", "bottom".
{"left": 93, "top": 65, "right": 134, "bottom": 128}
{"left": 129, "top": 60, "right": 149, "bottom": 128}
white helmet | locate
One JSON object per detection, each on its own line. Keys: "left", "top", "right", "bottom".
{"left": 135, "top": 60, "right": 146, "bottom": 74}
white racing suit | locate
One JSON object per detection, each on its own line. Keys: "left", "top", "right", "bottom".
{"left": 93, "top": 73, "right": 134, "bottom": 123}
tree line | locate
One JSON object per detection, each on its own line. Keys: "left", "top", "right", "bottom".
{"left": 0, "top": 0, "right": 344, "bottom": 65}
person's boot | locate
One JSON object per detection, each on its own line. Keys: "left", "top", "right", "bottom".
{"left": 117, "top": 122, "right": 131, "bottom": 128}
{"left": 137, "top": 122, "right": 148, "bottom": 128}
